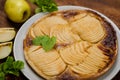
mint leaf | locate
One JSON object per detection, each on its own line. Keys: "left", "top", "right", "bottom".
{"left": 2, "top": 56, "right": 14, "bottom": 73}
{"left": 13, "top": 61, "right": 24, "bottom": 70}
{"left": 6, "top": 60, "right": 24, "bottom": 76}
{"left": 30, "top": 0, "right": 58, "bottom": 13}
{"left": 0, "top": 63, "right": 3, "bottom": 72}
{"left": 35, "top": 8, "right": 42, "bottom": 13}
{"left": 2, "top": 63, "right": 9, "bottom": 73}
{"left": 42, "top": 36, "right": 56, "bottom": 51}
{"left": 32, "top": 35, "right": 56, "bottom": 51}
{"left": 6, "top": 70, "right": 19, "bottom": 77}
{"left": 0, "top": 56, "right": 24, "bottom": 78}
{"left": 32, "top": 35, "right": 49, "bottom": 45}
{"left": 6, "top": 56, "right": 14, "bottom": 63}
{"left": 0, "top": 72, "right": 5, "bottom": 80}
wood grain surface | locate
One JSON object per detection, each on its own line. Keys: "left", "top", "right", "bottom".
{"left": 0, "top": 0, "right": 120, "bottom": 80}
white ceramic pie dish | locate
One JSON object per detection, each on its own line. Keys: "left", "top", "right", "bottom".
{"left": 13, "top": 6, "right": 120, "bottom": 80}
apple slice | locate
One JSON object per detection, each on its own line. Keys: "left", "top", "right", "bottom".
{"left": 0, "top": 28, "right": 16, "bottom": 42}
{"left": 0, "top": 42, "right": 12, "bottom": 59}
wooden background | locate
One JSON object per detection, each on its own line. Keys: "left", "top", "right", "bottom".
{"left": 0, "top": 0, "right": 120, "bottom": 80}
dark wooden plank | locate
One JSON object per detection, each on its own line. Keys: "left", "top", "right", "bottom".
{"left": 0, "top": 0, "right": 120, "bottom": 80}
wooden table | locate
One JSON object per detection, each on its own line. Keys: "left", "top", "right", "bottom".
{"left": 0, "top": 0, "right": 120, "bottom": 80}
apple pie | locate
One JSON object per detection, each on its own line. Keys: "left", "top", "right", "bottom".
{"left": 23, "top": 10, "right": 117, "bottom": 80}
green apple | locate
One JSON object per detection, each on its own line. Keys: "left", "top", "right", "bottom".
{"left": 4, "top": 0, "right": 31, "bottom": 23}
{"left": 0, "top": 42, "right": 12, "bottom": 59}
{"left": 0, "top": 28, "right": 16, "bottom": 42}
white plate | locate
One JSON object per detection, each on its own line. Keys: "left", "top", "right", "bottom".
{"left": 13, "top": 6, "right": 120, "bottom": 80}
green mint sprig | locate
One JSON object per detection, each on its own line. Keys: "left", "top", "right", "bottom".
{"left": 0, "top": 56, "right": 24, "bottom": 80}
{"left": 30, "top": 0, "right": 58, "bottom": 13}
{"left": 32, "top": 35, "right": 56, "bottom": 51}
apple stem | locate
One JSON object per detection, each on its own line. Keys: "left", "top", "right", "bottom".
{"left": 23, "top": 11, "right": 28, "bottom": 20}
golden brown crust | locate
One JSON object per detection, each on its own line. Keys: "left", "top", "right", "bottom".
{"left": 23, "top": 10, "right": 117, "bottom": 80}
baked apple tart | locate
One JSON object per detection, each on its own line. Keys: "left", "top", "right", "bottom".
{"left": 23, "top": 10, "right": 117, "bottom": 80}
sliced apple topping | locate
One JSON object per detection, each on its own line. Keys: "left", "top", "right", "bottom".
{"left": 0, "top": 42, "right": 12, "bottom": 59}
{"left": 71, "top": 15, "right": 105, "bottom": 43}
{"left": 60, "top": 41, "right": 91, "bottom": 65}
{"left": 0, "top": 28, "right": 16, "bottom": 42}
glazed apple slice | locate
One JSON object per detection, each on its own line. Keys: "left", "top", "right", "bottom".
{"left": 0, "top": 28, "right": 16, "bottom": 42}
{"left": 0, "top": 42, "right": 12, "bottom": 59}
